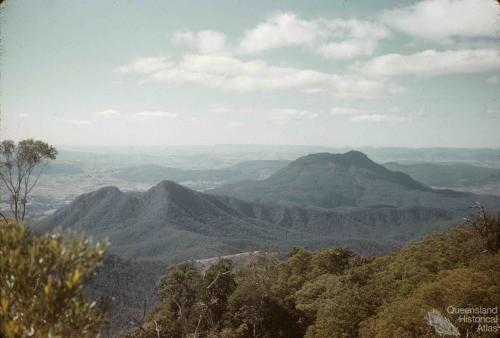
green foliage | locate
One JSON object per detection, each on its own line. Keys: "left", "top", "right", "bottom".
{"left": 0, "top": 139, "right": 57, "bottom": 222}
{"left": 121, "top": 301, "right": 182, "bottom": 338}
{"left": 359, "top": 265, "right": 500, "bottom": 338}
{"left": 226, "top": 254, "right": 281, "bottom": 338}
{"left": 124, "top": 210, "right": 500, "bottom": 338}
{"left": 0, "top": 222, "right": 107, "bottom": 338}
{"left": 157, "top": 262, "right": 201, "bottom": 338}
{"left": 211, "top": 151, "right": 432, "bottom": 209}
{"left": 200, "top": 259, "right": 237, "bottom": 331}
{"left": 308, "top": 247, "right": 355, "bottom": 277}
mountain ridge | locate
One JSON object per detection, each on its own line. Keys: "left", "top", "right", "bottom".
{"left": 209, "top": 151, "right": 499, "bottom": 210}
{"left": 37, "top": 151, "right": 500, "bottom": 262}
{"left": 38, "top": 179, "right": 462, "bottom": 261}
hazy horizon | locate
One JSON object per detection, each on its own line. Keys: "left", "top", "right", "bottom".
{"left": 1, "top": 0, "right": 500, "bottom": 148}
{"left": 52, "top": 144, "right": 500, "bottom": 151}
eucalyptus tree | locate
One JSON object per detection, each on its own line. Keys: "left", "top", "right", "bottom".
{"left": 0, "top": 139, "right": 57, "bottom": 222}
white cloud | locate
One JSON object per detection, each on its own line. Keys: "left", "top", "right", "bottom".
{"left": 239, "top": 13, "right": 389, "bottom": 59}
{"left": 330, "top": 106, "right": 413, "bottom": 123}
{"left": 16, "top": 113, "right": 30, "bottom": 119}
{"left": 239, "top": 13, "right": 317, "bottom": 53}
{"left": 486, "top": 75, "right": 500, "bottom": 84}
{"left": 119, "top": 54, "right": 386, "bottom": 99}
{"left": 319, "top": 40, "right": 377, "bottom": 60}
{"left": 95, "top": 109, "right": 120, "bottom": 117}
{"left": 354, "top": 48, "right": 500, "bottom": 77}
{"left": 351, "top": 114, "right": 410, "bottom": 123}
{"left": 117, "top": 57, "right": 171, "bottom": 74}
{"left": 330, "top": 107, "right": 367, "bottom": 116}
{"left": 268, "top": 108, "right": 319, "bottom": 123}
{"left": 382, "top": 0, "right": 499, "bottom": 42}
{"left": 134, "top": 111, "right": 179, "bottom": 119}
{"left": 173, "top": 30, "right": 228, "bottom": 54}
{"left": 316, "top": 19, "right": 389, "bottom": 59}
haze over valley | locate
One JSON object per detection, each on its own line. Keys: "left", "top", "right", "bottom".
{"left": 2, "top": 1, "right": 500, "bottom": 337}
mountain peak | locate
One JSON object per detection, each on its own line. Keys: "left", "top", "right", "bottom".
{"left": 342, "top": 150, "right": 371, "bottom": 162}
{"left": 154, "top": 180, "right": 185, "bottom": 190}
{"left": 92, "top": 186, "right": 123, "bottom": 199}
{"left": 145, "top": 180, "right": 193, "bottom": 200}
{"left": 211, "top": 151, "right": 432, "bottom": 209}
{"left": 292, "top": 151, "right": 374, "bottom": 169}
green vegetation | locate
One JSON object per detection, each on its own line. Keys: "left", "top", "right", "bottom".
{"left": 0, "top": 139, "right": 112, "bottom": 338}
{"left": 0, "top": 139, "right": 106, "bottom": 338}
{"left": 210, "top": 151, "right": 500, "bottom": 210}
{"left": 123, "top": 208, "right": 500, "bottom": 337}
{"left": 0, "top": 222, "right": 108, "bottom": 337}
{"left": 0, "top": 139, "right": 57, "bottom": 222}
{"left": 38, "top": 179, "right": 465, "bottom": 262}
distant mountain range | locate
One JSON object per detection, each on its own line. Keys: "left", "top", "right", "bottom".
{"left": 109, "top": 151, "right": 500, "bottom": 192}
{"left": 37, "top": 180, "right": 422, "bottom": 260}
{"left": 210, "top": 151, "right": 500, "bottom": 210}
{"left": 37, "top": 151, "right": 500, "bottom": 262}
{"left": 40, "top": 150, "right": 500, "bottom": 337}
{"left": 111, "top": 160, "right": 289, "bottom": 185}
{"left": 383, "top": 161, "right": 500, "bottom": 188}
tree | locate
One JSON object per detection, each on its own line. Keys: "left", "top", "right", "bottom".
{"left": 227, "top": 253, "right": 294, "bottom": 338}
{"left": 309, "top": 247, "right": 355, "bottom": 278}
{"left": 0, "top": 221, "right": 107, "bottom": 337}
{"left": 157, "top": 262, "right": 201, "bottom": 338}
{"left": 122, "top": 210, "right": 500, "bottom": 338}
{"left": 306, "top": 285, "right": 372, "bottom": 338}
{"left": 359, "top": 267, "right": 500, "bottom": 338}
{"left": 197, "top": 259, "right": 237, "bottom": 335}
{"left": 467, "top": 203, "right": 500, "bottom": 252}
{"left": 271, "top": 247, "right": 312, "bottom": 337}
{"left": 0, "top": 139, "right": 57, "bottom": 222}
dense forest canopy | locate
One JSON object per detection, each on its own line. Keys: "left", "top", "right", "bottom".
{"left": 122, "top": 208, "right": 500, "bottom": 338}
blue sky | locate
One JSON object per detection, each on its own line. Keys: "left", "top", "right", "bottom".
{"left": 1, "top": 0, "right": 499, "bottom": 147}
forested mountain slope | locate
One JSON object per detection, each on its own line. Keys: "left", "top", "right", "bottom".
{"left": 38, "top": 180, "right": 458, "bottom": 261}
{"left": 122, "top": 209, "right": 500, "bottom": 338}
{"left": 210, "top": 151, "right": 500, "bottom": 210}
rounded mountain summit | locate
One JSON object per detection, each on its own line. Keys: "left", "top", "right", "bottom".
{"left": 208, "top": 151, "right": 491, "bottom": 210}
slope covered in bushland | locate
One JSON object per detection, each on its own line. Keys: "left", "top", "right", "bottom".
{"left": 122, "top": 208, "right": 500, "bottom": 338}
{"left": 38, "top": 180, "right": 458, "bottom": 260}
{"left": 210, "top": 151, "right": 500, "bottom": 210}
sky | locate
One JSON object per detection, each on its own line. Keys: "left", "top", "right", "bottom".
{"left": 1, "top": 0, "right": 500, "bottom": 148}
